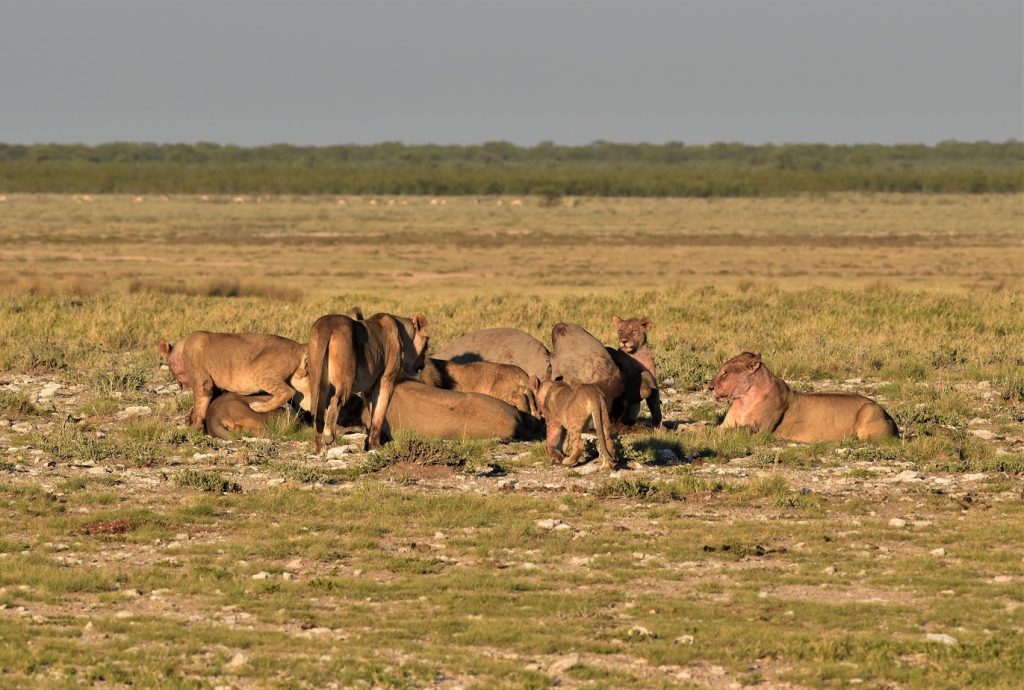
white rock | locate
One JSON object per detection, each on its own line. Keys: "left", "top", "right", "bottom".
{"left": 251, "top": 571, "right": 271, "bottom": 580}
{"left": 547, "top": 653, "right": 580, "bottom": 676}
{"left": 534, "top": 519, "right": 561, "bottom": 530}
{"left": 225, "top": 652, "right": 248, "bottom": 670}
{"left": 117, "top": 406, "right": 152, "bottom": 419}
{"left": 326, "top": 445, "right": 357, "bottom": 459}
{"left": 888, "top": 518, "right": 907, "bottom": 528}
{"left": 969, "top": 429, "right": 997, "bottom": 441}
{"left": 267, "top": 478, "right": 286, "bottom": 486}
{"left": 893, "top": 470, "right": 922, "bottom": 483}
{"left": 930, "top": 548, "right": 946, "bottom": 557}
{"left": 674, "top": 634, "right": 695, "bottom": 645}
{"left": 628, "top": 625, "right": 656, "bottom": 639}
{"left": 926, "top": 633, "right": 958, "bottom": 646}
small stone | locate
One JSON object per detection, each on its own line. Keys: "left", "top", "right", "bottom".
{"left": 114, "top": 611, "right": 133, "bottom": 619}
{"left": 969, "top": 429, "right": 997, "bottom": 441}
{"left": 628, "top": 625, "right": 656, "bottom": 640}
{"left": 117, "top": 406, "right": 152, "bottom": 419}
{"left": 121, "top": 589, "right": 142, "bottom": 598}
{"left": 926, "top": 633, "right": 958, "bottom": 646}
{"left": 930, "top": 548, "right": 946, "bottom": 557}
{"left": 823, "top": 566, "right": 837, "bottom": 575}
{"left": 534, "top": 519, "right": 561, "bottom": 530}
{"left": 251, "top": 571, "right": 271, "bottom": 580}
{"left": 225, "top": 652, "right": 248, "bottom": 670}
{"left": 326, "top": 445, "right": 357, "bottom": 459}
{"left": 893, "top": 470, "right": 922, "bottom": 482}
{"left": 888, "top": 518, "right": 907, "bottom": 528}
{"left": 282, "top": 572, "right": 295, "bottom": 581}
{"left": 175, "top": 533, "right": 189, "bottom": 541}
{"left": 267, "top": 478, "right": 286, "bottom": 486}
{"left": 553, "top": 522, "right": 572, "bottom": 531}
{"left": 285, "top": 557, "right": 303, "bottom": 570}
{"left": 547, "top": 653, "right": 580, "bottom": 676}
{"left": 674, "top": 634, "right": 695, "bottom": 645}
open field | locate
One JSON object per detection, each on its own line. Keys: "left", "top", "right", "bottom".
{"left": 0, "top": 194, "right": 1023, "bottom": 689}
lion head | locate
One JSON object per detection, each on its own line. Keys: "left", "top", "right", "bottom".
{"left": 611, "top": 315, "right": 652, "bottom": 354}
{"left": 708, "top": 352, "right": 762, "bottom": 402}
{"left": 157, "top": 339, "right": 191, "bottom": 388}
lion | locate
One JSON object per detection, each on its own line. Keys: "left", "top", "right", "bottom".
{"left": 157, "top": 332, "right": 307, "bottom": 429}
{"left": 549, "top": 322, "right": 624, "bottom": 406}
{"left": 432, "top": 327, "right": 552, "bottom": 381}
{"left": 418, "top": 357, "right": 538, "bottom": 417}
{"left": 204, "top": 393, "right": 289, "bottom": 440}
{"left": 532, "top": 377, "right": 616, "bottom": 470}
{"left": 709, "top": 352, "right": 899, "bottom": 442}
{"left": 607, "top": 315, "right": 662, "bottom": 428}
{"left": 307, "top": 311, "right": 431, "bottom": 452}
{"left": 362, "top": 379, "right": 538, "bottom": 441}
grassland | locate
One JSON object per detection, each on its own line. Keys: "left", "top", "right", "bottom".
{"left": 0, "top": 194, "right": 1022, "bottom": 689}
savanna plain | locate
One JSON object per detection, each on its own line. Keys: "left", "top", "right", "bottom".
{"left": 0, "top": 193, "right": 1022, "bottom": 689}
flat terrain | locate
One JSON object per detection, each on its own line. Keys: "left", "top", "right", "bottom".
{"left": 0, "top": 194, "right": 1022, "bottom": 689}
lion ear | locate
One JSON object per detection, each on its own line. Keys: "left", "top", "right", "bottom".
{"left": 294, "top": 354, "right": 309, "bottom": 379}
{"left": 412, "top": 312, "right": 431, "bottom": 337}
{"left": 639, "top": 317, "right": 653, "bottom": 331}
{"left": 529, "top": 375, "right": 541, "bottom": 392}
{"left": 611, "top": 315, "right": 622, "bottom": 328}
{"left": 157, "top": 339, "right": 173, "bottom": 359}
{"left": 747, "top": 352, "right": 762, "bottom": 372}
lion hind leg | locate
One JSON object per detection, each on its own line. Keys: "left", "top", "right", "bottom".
{"left": 249, "top": 382, "right": 296, "bottom": 414}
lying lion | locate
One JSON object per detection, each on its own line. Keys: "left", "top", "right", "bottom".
{"left": 205, "top": 393, "right": 289, "bottom": 440}
{"left": 709, "top": 352, "right": 899, "bottom": 442}
{"left": 432, "top": 327, "right": 552, "bottom": 381}
{"left": 308, "top": 311, "right": 431, "bottom": 452}
{"left": 158, "top": 332, "right": 307, "bottom": 429}
{"left": 364, "top": 380, "right": 537, "bottom": 441}
{"left": 419, "top": 357, "right": 538, "bottom": 417}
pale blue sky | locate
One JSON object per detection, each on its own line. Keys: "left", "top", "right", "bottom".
{"left": 1, "top": 0, "right": 1021, "bottom": 146}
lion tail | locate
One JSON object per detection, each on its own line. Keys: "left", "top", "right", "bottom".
{"left": 308, "top": 326, "right": 333, "bottom": 452}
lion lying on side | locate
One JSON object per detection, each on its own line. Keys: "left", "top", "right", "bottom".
{"left": 205, "top": 393, "right": 289, "bottom": 440}
{"left": 709, "top": 352, "right": 899, "bottom": 442}
{"left": 363, "top": 380, "right": 537, "bottom": 441}
{"left": 419, "top": 357, "right": 538, "bottom": 417}
{"left": 157, "top": 332, "right": 307, "bottom": 429}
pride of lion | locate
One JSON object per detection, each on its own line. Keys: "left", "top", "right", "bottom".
{"left": 157, "top": 311, "right": 898, "bottom": 469}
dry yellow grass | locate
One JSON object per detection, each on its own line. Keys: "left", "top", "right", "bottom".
{"left": 0, "top": 193, "right": 1020, "bottom": 298}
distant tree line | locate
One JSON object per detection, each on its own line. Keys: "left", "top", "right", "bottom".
{"left": 0, "top": 140, "right": 1019, "bottom": 196}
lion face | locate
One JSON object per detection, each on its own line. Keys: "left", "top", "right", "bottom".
{"left": 157, "top": 339, "right": 192, "bottom": 388}
{"left": 400, "top": 312, "right": 432, "bottom": 378}
{"left": 708, "top": 352, "right": 762, "bottom": 402}
{"left": 612, "top": 316, "right": 651, "bottom": 354}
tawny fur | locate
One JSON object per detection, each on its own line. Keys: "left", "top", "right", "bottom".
{"left": 205, "top": 393, "right": 287, "bottom": 440}
{"left": 709, "top": 352, "right": 899, "bottom": 442}
{"left": 607, "top": 315, "right": 662, "bottom": 428}
{"left": 549, "top": 322, "right": 624, "bottom": 407}
{"left": 533, "top": 378, "right": 616, "bottom": 470}
{"left": 361, "top": 380, "right": 536, "bottom": 441}
{"left": 157, "top": 332, "right": 306, "bottom": 429}
{"left": 419, "top": 357, "right": 538, "bottom": 417}
{"left": 307, "top": 312, "right": 430, "bottom": 452}
{"left": 432, "top": 328, "right": 552, "bottom": 381}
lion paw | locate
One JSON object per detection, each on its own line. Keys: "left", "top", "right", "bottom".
{"left": 249, "top": 400, "right": 279, "bottom": 413}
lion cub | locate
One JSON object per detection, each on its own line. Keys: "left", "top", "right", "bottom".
{"left": 532, "top": 378, "right": 616, "bottom": 470}
{"left": 709, "top": 352, "right": 899, "bottom": 442}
